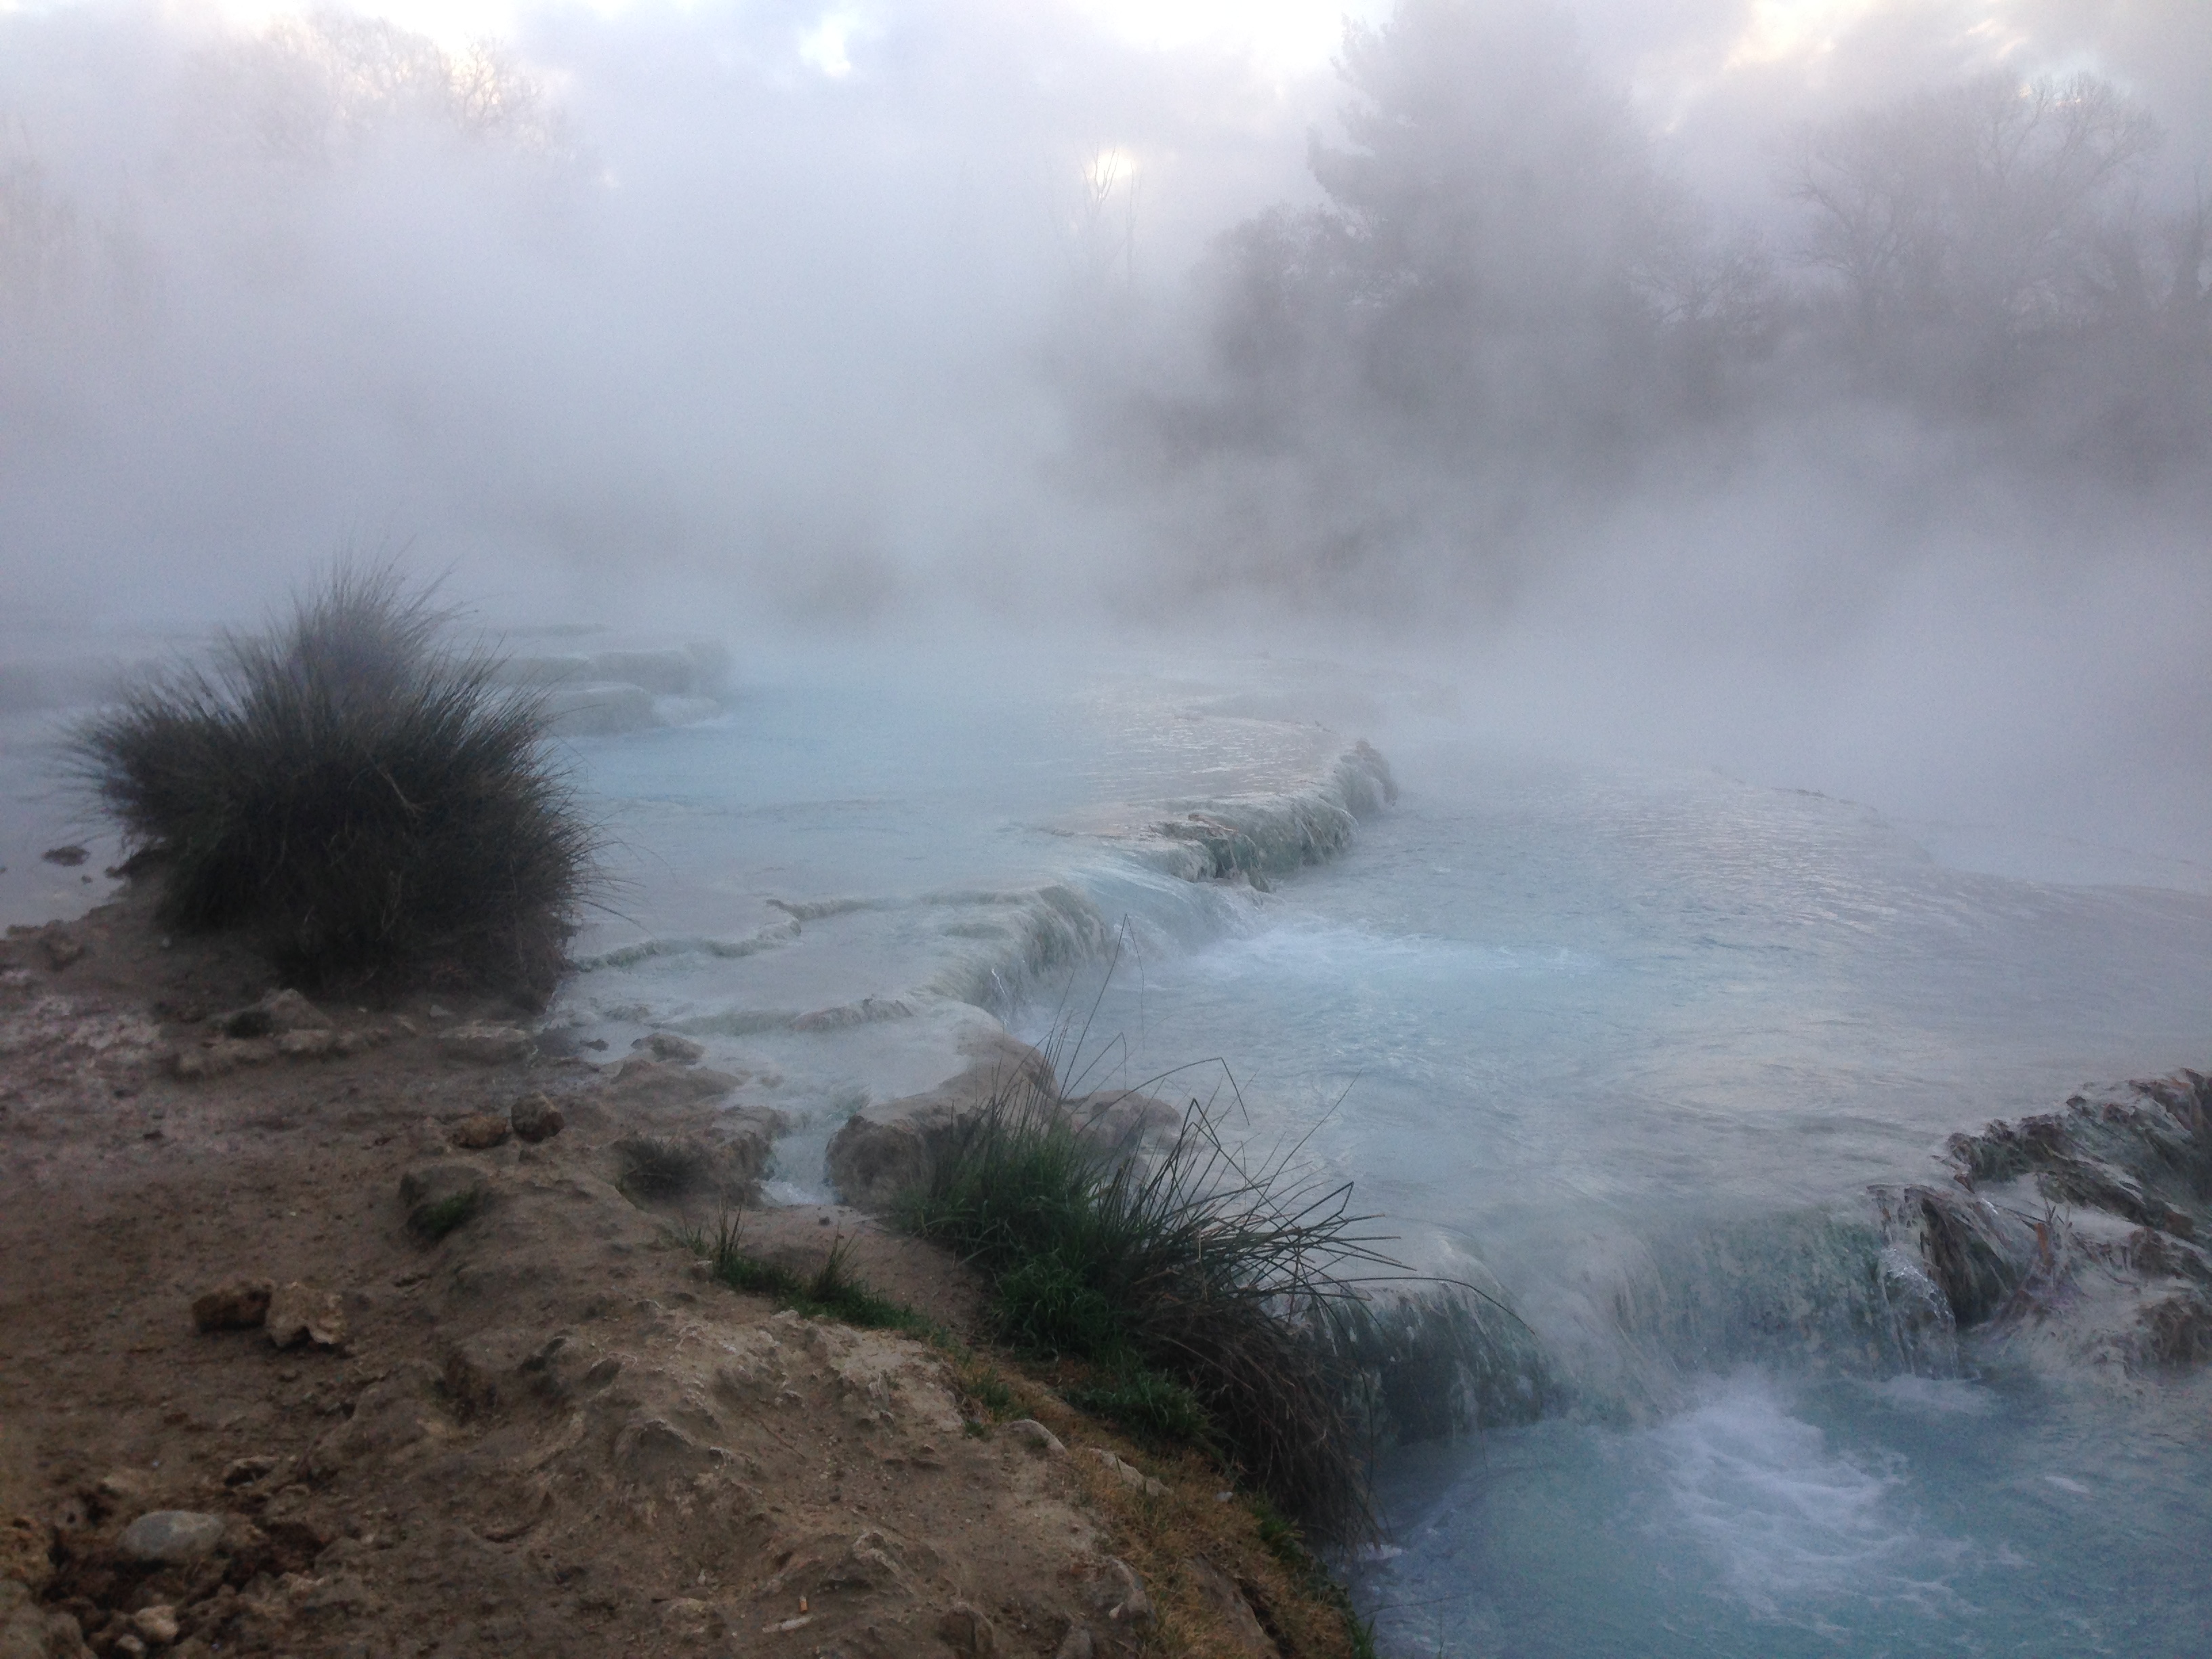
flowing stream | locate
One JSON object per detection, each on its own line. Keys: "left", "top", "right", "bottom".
{"left": 545, "top": 653, "right": 2212, "bottom": 1656}
{"left": 1019, "top": 729, "right": 2212, "bottom": 1657}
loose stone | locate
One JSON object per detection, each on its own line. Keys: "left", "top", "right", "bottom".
{"left": 1101, "top": 1557, "right": 1153, "bottom": 1624}
{"left": 116, "top": 1511, "right": 225, "bottom": 1566}
{"left": 1004, "top": 1419, "right": 1065, "bottom": 1456}
{"left": 131, "top": 1605, "right": 180, "bottom": 1646}
{"left": 935, "top": 1601, "right": 998, "bottom": 1656}
{"left": 190, "top": 1280, "right": 272, "bottom": 1333}
{"left": 1086, "top": 1448, "right": 1166, "bottom": 1496}
{"left": 265, "top": 1283, "right": 346, "bottom": 1349}
{"left": 508, "top": 1094, "right": 564, "bottom": 1143}
{"left": 447, "top": 1113, "right": 511, "bottom": 1150}
{"left": 399, "top": 1162, "right": 489, "bottom": 1239}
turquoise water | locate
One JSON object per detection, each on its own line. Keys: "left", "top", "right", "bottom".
{"left": 549, "top": 664, "right": 2212, "bottom": 1656}
{"left": 547, "top": 659, "right": 1335, "bottom": 1183}
{"left": 1361, "top": 1368, "right": 2211, "bottom": 1658}
{"left": 1028, "top": 746, "right": 2212, "bottom": 1298}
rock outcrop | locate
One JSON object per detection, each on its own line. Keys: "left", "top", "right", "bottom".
{"left": 490, "top": 640, "right": 731, "bottom": 736}
{"left": 825, "top": 1031, "right": 1054, "bottom": 1210}
{"left": 1876, "top": 1069, "right": 2212, "bottom": 1373}
{"left": 824, "top": 1031, "right": 1183, "bottom": 1212}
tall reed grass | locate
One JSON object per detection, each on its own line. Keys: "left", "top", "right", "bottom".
{"left": 70, "top": 566, "right": 596, "bottom": 994}
{"left": 896, "top": 1059, "right": 1552, "bottom": 1544}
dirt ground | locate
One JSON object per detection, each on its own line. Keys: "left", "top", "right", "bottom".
{"left": 0, "top": 887, "right": 1355, "bottom": 1659}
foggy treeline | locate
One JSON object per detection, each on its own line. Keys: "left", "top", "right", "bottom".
{"left": 1, "top": 0, "right": 2207, "bottom": 636}
{"left": 0, "top": 8, "right": 597, "bottom": 621}
{"left": 1072, "top": 1, "right": 2212, "bottom": 607}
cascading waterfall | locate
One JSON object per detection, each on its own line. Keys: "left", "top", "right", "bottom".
{"left": 547, "top": 656, "right": 2212, "bottom": 1656}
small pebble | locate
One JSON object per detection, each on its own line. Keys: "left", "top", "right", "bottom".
{"left": 132, "top": 1605, "right": 180, "bottom": 1645}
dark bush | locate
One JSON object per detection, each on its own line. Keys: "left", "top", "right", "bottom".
{"left": 70, "top": 567, "right": 596, "bottom": 994}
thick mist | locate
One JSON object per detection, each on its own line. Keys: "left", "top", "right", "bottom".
{"left": 3, "top": 0, "right": 2209, "bottom": 870}
{"left": 0, "top": 0, "right": 1315, "bottom": 630}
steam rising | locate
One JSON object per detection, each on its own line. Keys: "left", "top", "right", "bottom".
{"left": 3, "top": 1, "right": 2208, "bottom": 866}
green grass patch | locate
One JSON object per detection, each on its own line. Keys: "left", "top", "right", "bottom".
{"left": 992, "top": 1251, "right": 1124, "bottom": 1355}
{"left": 678, "top": 1212, "right": 930, "bottom": 1335}
{"left": 951, "top": 1359, "right": 1021, "bottom": 1422}
{"left": 411, "top": 1189, "right": 483, "bottom": 1240}
{"left": 674, "top": 1213, "right": 1044, "bottom": 1439}
{"left": 1064, "top": 1361, "right": 1216, "bottom": 1452}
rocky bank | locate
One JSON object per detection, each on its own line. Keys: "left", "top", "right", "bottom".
{"left": 0, "top": 888, "right": 1360, "bottom": 1659}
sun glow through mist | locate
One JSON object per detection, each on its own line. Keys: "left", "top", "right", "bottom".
{"left": 1086, "top": 146, "right": 1136, "bottom": 192}
{"left": 1723, "top": 0, "right": 1887, "bottom": 68}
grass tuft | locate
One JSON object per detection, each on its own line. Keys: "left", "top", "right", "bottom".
{"left": 615, "top": 1135, "right": 717, "bottom": 1202}
{"left": 1065, "top": 1361, "right": 1217, "bottom": 1452}
{"left": 678, "top": 1212, "right": 930, "bottom": 1335}
{"left": 68, "top": 563, "right": 596, "bottom": 994}
{"left": 411, "top": 1189, "right": 483, "bottom": 1240}
{"left": 952, "top": 1359, "right": 1020, "bottom": 1422}
{"left": 896, "top": 1067, "right": 1407, "bottom": 1544}
{"left": 892, "top": 1041, "right": 1555, "bottom": 1547}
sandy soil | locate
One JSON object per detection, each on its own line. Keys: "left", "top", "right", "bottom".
{"left": 0, "top": 887, "right": 1351, "bottom": 1659}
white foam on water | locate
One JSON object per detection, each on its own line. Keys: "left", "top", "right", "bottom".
{"left": 1193, "top": 919, "right": 1601, "bottom": 986}
{"left": 535, "top": 659, "right": 1405, "bottom": 1196}
{"left": 1650, "top": 1376, "right": 1963, "bottom": 1619}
